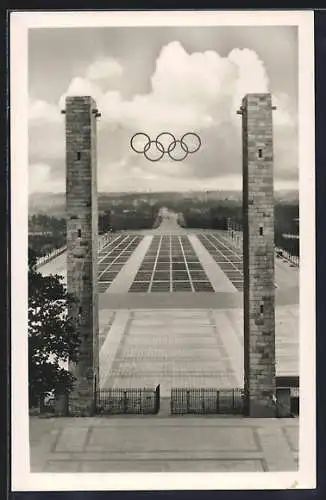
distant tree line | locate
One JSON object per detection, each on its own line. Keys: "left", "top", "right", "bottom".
{"left": 182, "top": 204, "right": 242, "bottom": 230}
{"left": 98, "top": 204, "right": 160, "bottom": 233}
{"left": 29, "top": 214, "right": 66, "bottom": 234}
{"left": 29, "top": 201, "right": 299, "bottom": 257}
{"left": 180, "top": 201, "right": 299, "bottom": 256}
{"left": 165, "top": 198, "right": 241, "bottom": 215}
{"left": 274, "top": 204, "right": 299, "bottom": 256}
{"left": 29, "top": 214, "right": 67, "bottom": 258}
{"left": 28, "top": 235, "right": 66, "bottom": 258}
{"left": 29, "top": 204, "right": 162, "bottom": 257}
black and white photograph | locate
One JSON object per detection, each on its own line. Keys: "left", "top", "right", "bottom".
{"left": 10, "top": 10, "right": 315, "bottom": 491}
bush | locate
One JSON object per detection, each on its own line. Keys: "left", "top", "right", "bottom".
{"left": 28, "top": 249, "right": 80, "bottom": 410}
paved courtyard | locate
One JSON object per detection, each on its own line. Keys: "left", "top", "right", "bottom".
{"left": 99, "top": 306, "right": 298, "bottom": 395}
{"left": 40, "top": 218, "right": 299, "bottom": 394}
{"left": 33, "top": 214, "right": 299, "bottom": 473}
{"left": 40, "top": 216, "right": 299, "bottom": 397}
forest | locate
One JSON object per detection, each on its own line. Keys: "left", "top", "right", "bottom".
{"left": 28, "top": 201, "right": 299, "bottom": 258}
{"left": 181, "top": 202, "right": 299, "bottom": 256}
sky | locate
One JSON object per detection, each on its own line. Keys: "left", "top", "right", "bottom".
{"left": 28, "top": 26, "right": 298, "bottom": 194}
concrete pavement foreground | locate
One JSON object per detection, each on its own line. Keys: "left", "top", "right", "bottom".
{"left": 30, "top": 416, "right": 298, "bottom": 473}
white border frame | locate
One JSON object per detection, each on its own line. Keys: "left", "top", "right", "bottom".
{"left": 10, "top": 10, "right": 315, "bottom": 491}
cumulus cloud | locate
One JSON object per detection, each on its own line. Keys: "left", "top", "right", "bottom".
{"left": 57, "top": 57, "right": 123, "bottom": 109}
{"left": 29, "top": 99, "right": 61, "bottom": 124}
{"left": 58, "top": 77, "right": 102, "bottom": 109}
{"left": 94, "top": 42, "right": 270, "bottom": 134}
{"left": 228, "top": 48, "right": 269, "bottom": 113}
{"left": 29, "top": 41, "right": 298, "bottom": 193}
{"left": 86, "top": 57, "right": 123, "bottom": 83}
{"left": 272, "top": 92, "right": 296, "bottom": 127}
{"left": 29, "top": 162, "right": 64, "bottom": 193}
{"left": 29, "top": 119, "right": 65, "bottom": 162}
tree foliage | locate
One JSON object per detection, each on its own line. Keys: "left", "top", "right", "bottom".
{"left": 28, "top": 249, "right": 80, "bottom": 407}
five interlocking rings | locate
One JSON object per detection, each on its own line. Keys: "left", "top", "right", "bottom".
{"left": 130, "top": 132, "right": 201, "bottom": 162}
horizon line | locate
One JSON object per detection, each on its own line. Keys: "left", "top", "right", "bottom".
{"left": 29, "top": 188, "right": 299, "bottom": 195}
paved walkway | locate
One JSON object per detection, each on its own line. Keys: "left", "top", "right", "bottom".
{"left": 98, "top": 288, "right": 297, "bottom": 309}
{"left": 100, "top": 309, "right": 238, "bottom": 393}
{"left": 98, "top": 306, "right": 299, "bottom": 394}
{"left": 29, "top": 416, "right": 298, "bottom": 473}
{"left": 39, "top": 250, "right": 67, "bottom": 281}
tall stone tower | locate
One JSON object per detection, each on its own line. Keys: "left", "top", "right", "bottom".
{"left": 239, "top": 93, "right": 276, "bottom": 417}
{"left": 64, "top": 96, "right": 101, "bottom": 416}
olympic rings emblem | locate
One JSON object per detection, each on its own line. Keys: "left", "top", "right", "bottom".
{"left": 130, "top": 132, "right": 201, "bottom": 162}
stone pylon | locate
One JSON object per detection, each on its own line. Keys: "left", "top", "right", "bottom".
{"left": 64, "top": 96, "right": 101, "bottom": 416}
{"left": 238, "top": 93, "right": 277, "bottom": 417}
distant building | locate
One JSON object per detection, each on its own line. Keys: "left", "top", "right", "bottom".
{"left": 28, "top": 231, "right": 53, "bottom": 236}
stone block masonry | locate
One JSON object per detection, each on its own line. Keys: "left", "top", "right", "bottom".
{"left": 65, "top": 96, "right": 100, "bottom": 416}
{"left": 240, "top": 93, "right": 276, "bottom": 417}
